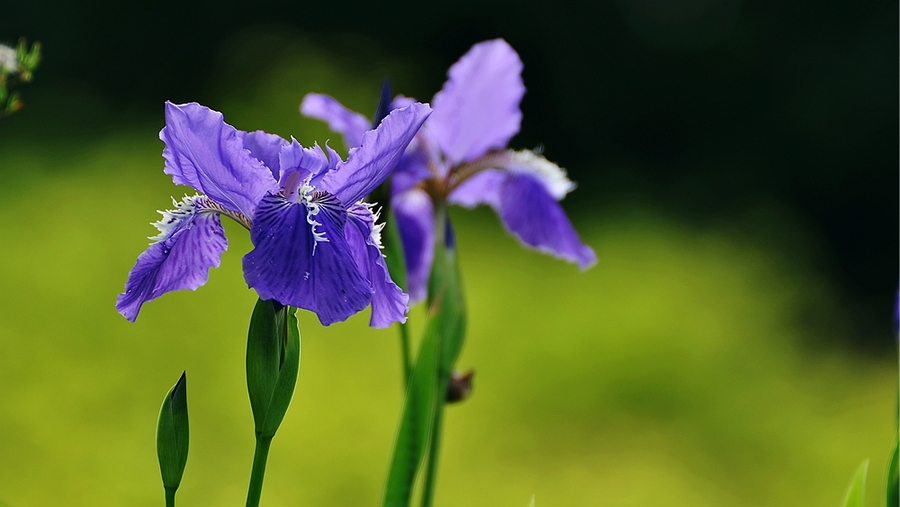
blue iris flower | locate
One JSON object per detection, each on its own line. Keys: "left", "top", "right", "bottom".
{"left": 117, "top": 100, "right": 431, "bottom": 326}
{"left": 301, "top": 39, "right": 596, "bottom": 303}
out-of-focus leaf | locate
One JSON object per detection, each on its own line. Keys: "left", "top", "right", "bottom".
{"left": 23, "top": 41, "right": 41, "bottom": 72}
{"left": 382, "top": 301, "right": 441, "bottom": 507}
{"left": 841, "top": 460, "right": 868, "bottom": 507}
{"left": 382, "top": 207, "right": 467, "bottom": 507}
{"left": 383, "top": 209, "right": 407, "bottom": 292}
{"left": 372, "top": 78, "right": 393, "bottom": 128}
{"left": 887, "top": 440, "right": 898, "bottom": 507}
{"left": 15, "top": 40, "right": 25, "bottom": 64}
{"left": 383, "top": 209, "right": 412, "bottom": 383}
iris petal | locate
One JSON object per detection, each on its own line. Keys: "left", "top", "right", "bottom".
{"left": 448, "top": 168, "right": 505, "bottom": 209}
{"left": 300, "top": 93, "right": 371, "bottom": 150}
{"left": 346, "top": 203, "right": 409, "bottom": 327}
{"left": 320, "top": 102, "right": 431, "bottom": 206}
{"left": 393, "top": 188, "right": 435, "bottom": 304}
{"left": 243, "top": 194, "right": 373, "bottom": 326}
{"left": 239, "top": 130, "right": 288, "bottom": 182}
{"left": 278, "top": 139, "right": 332, "bottom": 193}
{"left": 428, "top": 39, "right": 524, "bottom": 165}
{"left": 160, "top": 102, "right": 278, "bottom": 217}
{"left": 116, "top": 199, "right": 228, "bottom": 321}
{"left": 497, "top": 173, "right": 597, "bottom": 269}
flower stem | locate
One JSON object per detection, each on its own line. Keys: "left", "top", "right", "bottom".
{"left": 245, "top": 435, "right": 273, "bottom": 507}
{"left": 164, "top": 487, "right": 176, "bottom": 507}
{"left": 419, "top": 376, "right": 448, "bottom": 507}
{"left": 399, "top": 321, "right": 412, "bottom": 386}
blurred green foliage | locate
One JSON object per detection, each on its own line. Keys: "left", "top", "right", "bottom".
{"left": 841, "top": 461, "right": 867, "bottom": 507}
{"left": 0, "top": 35, "right": 894, "bottom": 507}
{"left": 0, "top": 38, "right": 40, "bottom": 117}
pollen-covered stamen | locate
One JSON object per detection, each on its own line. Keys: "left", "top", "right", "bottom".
{"left": 151, "top": 194, "right": 251, "bottom": 244}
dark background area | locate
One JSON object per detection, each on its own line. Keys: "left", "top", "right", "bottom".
{"left": 2, "top": 0, "right": 897, "bottom": 350}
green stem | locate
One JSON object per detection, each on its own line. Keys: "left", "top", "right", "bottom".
{"left": 164, "top": 487, "right": 176, "bottom": 507}
{"left": 399, "top": 321, "right": 412, "bottom": 386}
{"left": 419, "top": 376, "right": 448, "bottom": 507}
{"left": 245, "top": 435, "right": 273, "bottom": 507}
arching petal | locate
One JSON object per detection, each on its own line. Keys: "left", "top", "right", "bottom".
{"left": 161, "top": 102, "right": 278, "bottom": 217}
{"left": 278, "top": 139, "right": 332, "bottom": 195}
{"left": 239, "top": 130, "right": 288, "bottom": 181}
{"left": 449, "top": 149, "right": 575, "bottom": 208}
{"left": 391, "top": 133, "right": 434, "bottom": 195}
{"left": 116, "top": 197, "right": 228, "bottom": 321}
{"left": 448, "top": 168, "right": 505, "bottom": 208}
{"left": 393, "top": 188, "right": 435, "bottom": 304}
{"left": 428, "top": 39, "right": 524, "bottom": 164}
{"left": 321, "top": 102, "right": 431, "bottom": 206}
{"left": 497, "top": 173, "right": 596, "bottom": 269}
{"left": 300, "top": 93, "right": 371, "bottom": 150}
{"left": 346, "top": 203, "right": 409, "bottom": 327}
{"left": 243, "top": 194, "right": 373, "bottom": 326}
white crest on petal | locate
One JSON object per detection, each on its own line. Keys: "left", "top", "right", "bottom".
{"left": 502, "top": 149, "right": 575, "bottom": 200}
{"left": 347, "top": 201, "right": 387, "bottom": 259}
{"left": 302, "top": 186, "right": 344, "bottom": 255}
{"left": 150, "top": 194, "right": 204, "bottom": 243}
{"left": 302, "top": 201, "right": 328, "bottom": 255}
{"left": 150, "top": 194, "right": 251, "bottom": 244}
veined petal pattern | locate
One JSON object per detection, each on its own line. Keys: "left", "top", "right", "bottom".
{"left": 116, "top": 196, "right": 228, "bottom": 321}
{"left": 243, "top": 194, "right": 373, "bottom": 326}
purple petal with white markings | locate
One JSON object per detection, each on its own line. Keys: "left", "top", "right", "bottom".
{"left": 116, "top": 205, "right": 227, "bottom": 321}
{"left": 160, "top": 102, "right": 277, "bottom": 217}
{"left": 243, "top": 194, "right": 373, "bottom": 326}
{"left": 346, "top": 203, "right": 409, "bottom": 327}
{"left": 428, "top": 39, "right": 524, "bottom": 164}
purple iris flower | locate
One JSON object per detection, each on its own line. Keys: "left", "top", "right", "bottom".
{"left": 117, "top": 100, "right": 431, "bottom": 327}
{"left": 301, "top": 39, "right": 596, "bottom": 303}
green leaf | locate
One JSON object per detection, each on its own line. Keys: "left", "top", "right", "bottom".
{"left": 156, "top": 372, "right": 189, "bottom": 493}
{"left": 382, "top": 305, "right": 441, "bottom": 507}
{"left": 428, "top": 210, "right": 467, "bottom": 378}
{"left": 246, "top": 299, "right": 300, "bottom": 438}
{"left": 383, "top": 208, "right": 413, "bottom": 383}
{"left": 383, "top": 208, "right": 408, "bottom": 293}
{"left": 4, "top": 91, "right": 20, "bottom": 115}
{"left": 23, "top": 41, "right": 41, "bottom": 72}
{"left": 841, "top": 460, "right": 868, "bottom": 507}
{"left": 15, "top": 39, "right": 25, "bottom": 64}
{"left": 887, "top": 440, "right": 898, "bottom": 507}
{"left": 382, "top": 206, "right": 467, "bottom": 507}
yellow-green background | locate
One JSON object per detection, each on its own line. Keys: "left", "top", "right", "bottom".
{"left": 0, "top": 35, "right": 895, "bottom": 507}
